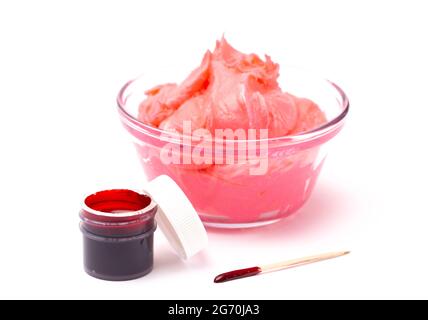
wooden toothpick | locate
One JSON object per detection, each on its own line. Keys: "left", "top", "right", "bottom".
{"left": 214, "top": 251, "right": 350, "bottom": 283}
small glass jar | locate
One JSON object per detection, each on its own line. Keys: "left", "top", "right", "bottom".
{"left": 80, "top": 189, "right": 157, "bottom": 281}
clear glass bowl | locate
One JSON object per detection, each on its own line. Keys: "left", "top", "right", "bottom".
{"left": 117, "top": 67, "right": 349, "bottom": 228}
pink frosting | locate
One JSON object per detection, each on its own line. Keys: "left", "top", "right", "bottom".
{"left": 132, "top": 38, "right": 332, "bottom": 224}
{"left": 138, "top": 37, "right": 326, "bottom": 137}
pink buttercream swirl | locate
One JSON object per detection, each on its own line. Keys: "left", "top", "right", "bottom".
{"left": 138, "top": 37, "right": 326, "bottom": 138}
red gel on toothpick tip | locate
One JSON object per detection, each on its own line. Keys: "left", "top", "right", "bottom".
{"left": 214, "top": 267, "right": 261, "bottom": 283}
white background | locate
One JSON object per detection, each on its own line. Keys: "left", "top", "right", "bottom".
{"left": 1, "top": 0, "right": 427, "bottom": 299}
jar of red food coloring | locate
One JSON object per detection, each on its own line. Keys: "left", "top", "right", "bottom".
{"left": 80, "top": 189, "right": 158, "bottom": 281}
{"left": 80, "top": 175, "right": 208, "bottom": 281}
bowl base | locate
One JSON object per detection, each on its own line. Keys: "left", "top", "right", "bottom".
{"left": 203, "top": 218, "right": 282, "bottom": 229}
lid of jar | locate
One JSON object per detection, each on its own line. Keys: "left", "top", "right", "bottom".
{"left": 144, "top": 175, "right": 208, "bottom": 259}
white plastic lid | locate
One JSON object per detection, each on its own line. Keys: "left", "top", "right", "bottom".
{"left": 144, "top": 175, "right": 208, "bottom": 259}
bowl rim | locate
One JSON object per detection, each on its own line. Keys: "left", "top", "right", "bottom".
{"left": 116, "top": 68, "right": 349, "bottom": 145}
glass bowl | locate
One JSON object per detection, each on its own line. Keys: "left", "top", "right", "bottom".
{"left": 117, "top": 66, "right": 349, "bottom": 228}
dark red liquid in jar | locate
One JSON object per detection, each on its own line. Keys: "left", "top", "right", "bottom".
{"left": 80, "top": 189, "right": 157, "bottom": 281}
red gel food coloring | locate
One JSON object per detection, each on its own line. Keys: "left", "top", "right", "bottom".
{"left": 214, "top": 266, "right": 262, "bottom": 283}
{"left": 80, "top": 189, "right": 157, "bottom": 281}
{"left": 81, "top": 189, "right": 155, "bottom": 237}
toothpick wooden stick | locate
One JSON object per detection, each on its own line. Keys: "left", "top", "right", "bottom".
{"left": 214, "top": 251, "right": 350, "bottom": 283}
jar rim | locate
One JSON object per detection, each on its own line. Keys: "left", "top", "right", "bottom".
{"left": 82, "top": 189, "right": 157, "bottom": 219}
